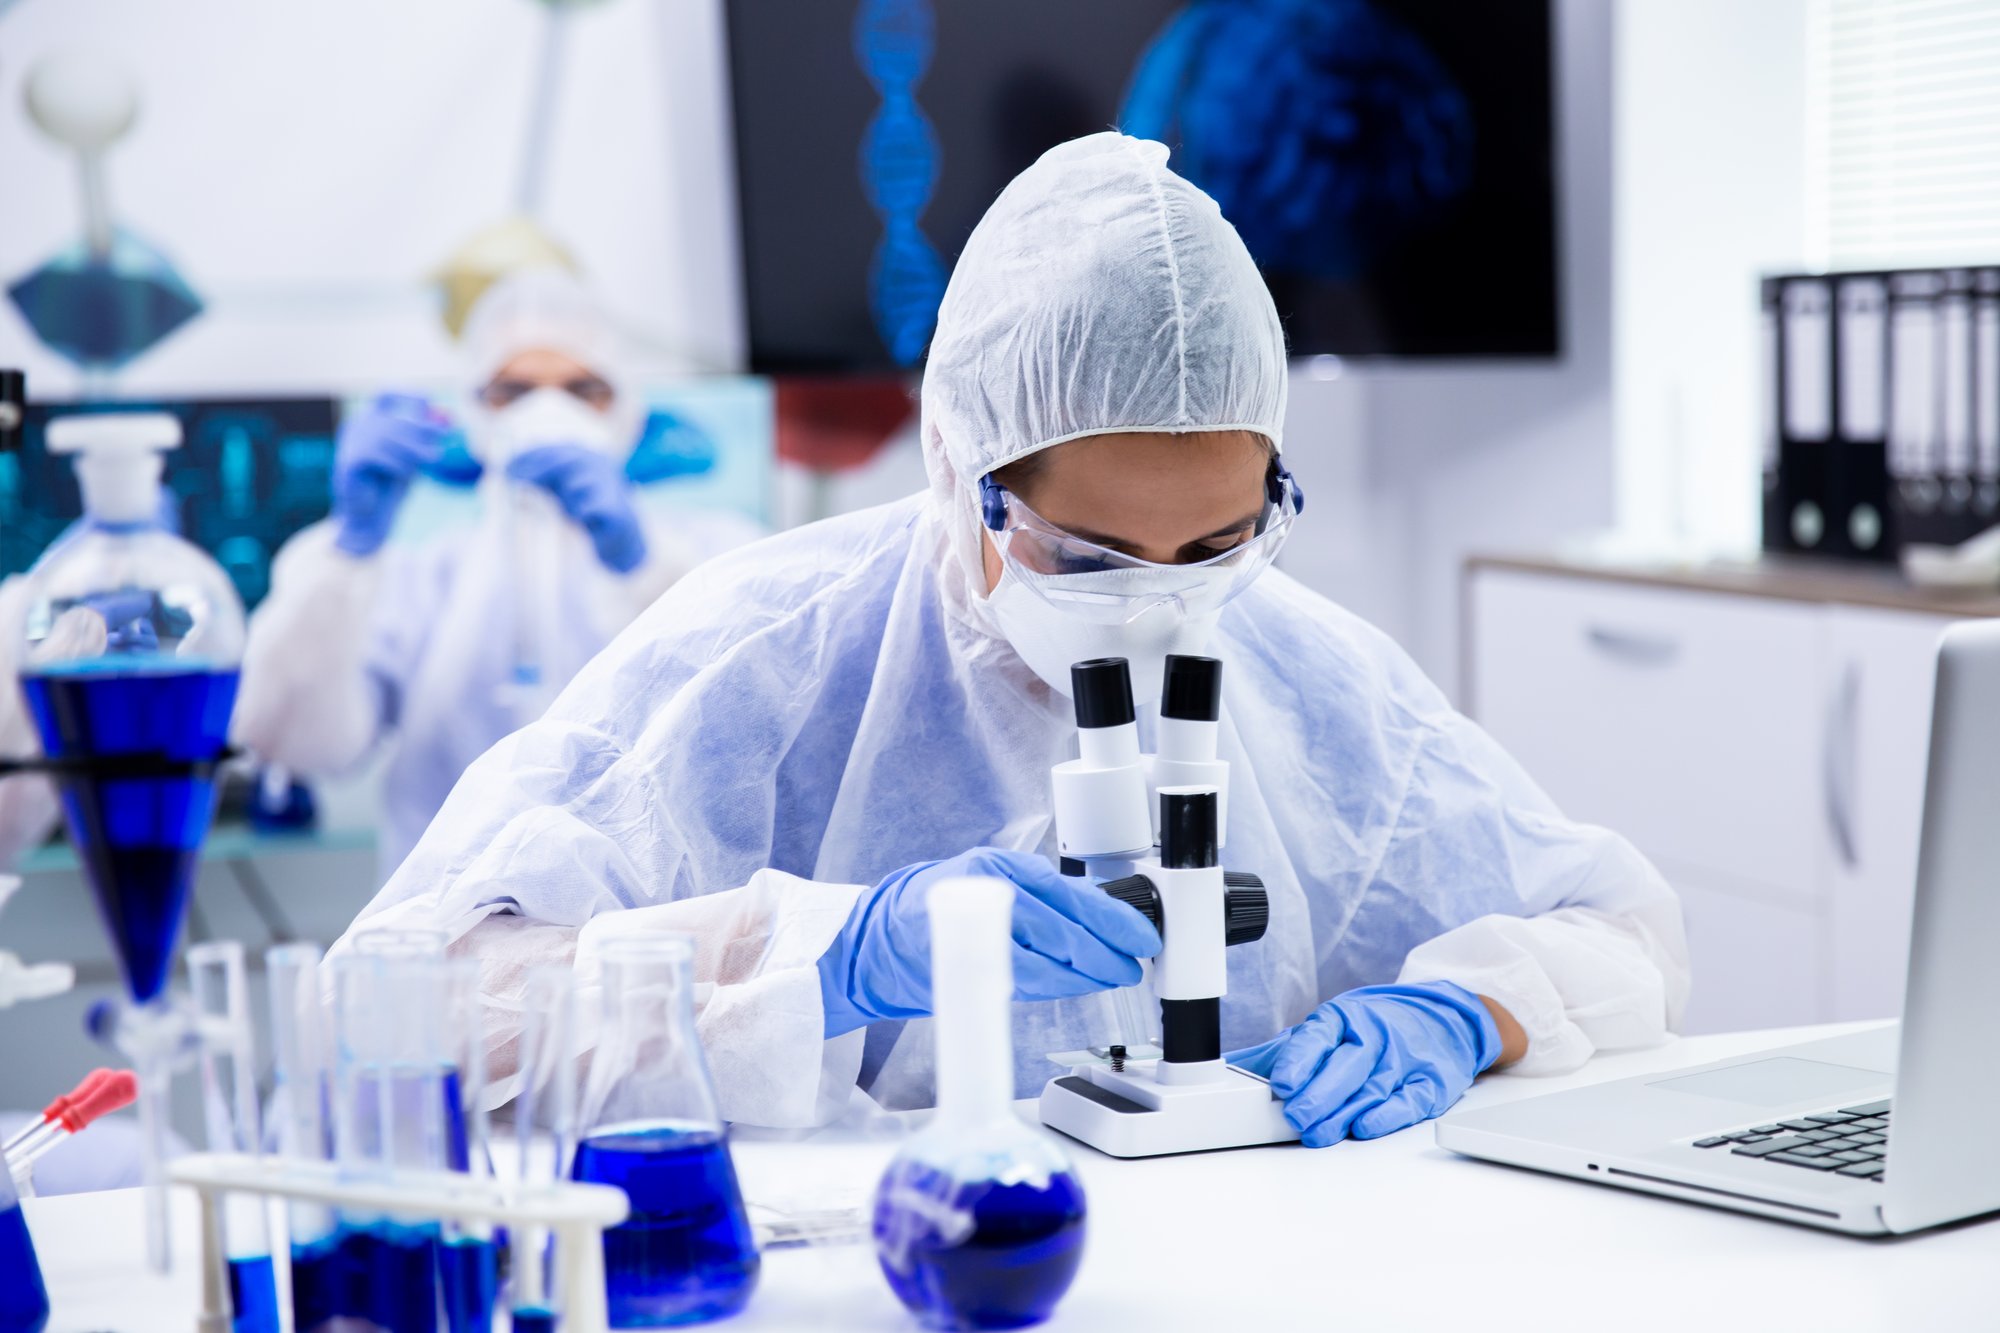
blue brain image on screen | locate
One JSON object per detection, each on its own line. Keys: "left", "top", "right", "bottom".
{"left": 1121, "top": 0, "right": 1474, "bottom": 278}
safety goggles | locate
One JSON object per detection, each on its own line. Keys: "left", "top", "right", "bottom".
{"left": 979, "top": 461, "right": 1304, "bottom": 623}
{"left": 478, "top": 374, "right": 616, "bottom": 412}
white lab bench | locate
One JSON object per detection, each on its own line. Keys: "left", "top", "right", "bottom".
{"left": 24, "top": 1021, "right": 1995, "bottom": 1332}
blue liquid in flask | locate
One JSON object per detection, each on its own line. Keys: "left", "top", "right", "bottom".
{"left": 288, "top": 1233, "right": 342, "bottom": 1332}
{"left": 20, "top": 663, "right": 238, "bottom": 1004}
{"left": 438, "top": 1235, "right": 498, "bottom": 1333}
{"left": 872, "top": 1163, "right": 1086, "bottom": 1331}
{"left": 227, "top": 1253, "right": 280, "bottom": 1333}
{"left": 0, "top": 1202, "right": 51, "bottom": 1333}
{"left": 570, "top": 1124, "right": 759, "bottom": 1328}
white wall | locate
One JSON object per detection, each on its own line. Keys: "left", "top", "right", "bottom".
{"left": 0, "top": 0, "right": 742, "bottom": 396}
{"left": 1611, "top": 0, "right": 1812, "bottom": 557}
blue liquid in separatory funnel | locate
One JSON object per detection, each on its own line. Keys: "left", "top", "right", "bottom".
{"left": 0, "top": 1202, "right": 51, "bottom": 1333}
{"left": 570, "top": 1124, "right": 759, "bottom": 1328}
{"left": 438, "top": 1235, "right": 498, "bottom": 1333}
{"left": 872, "top": 1164, "right": 1086, "bottom": 1331}
{"left": 20, "top": 663, "right": 238, "bottom": 1004}
{"left": 227, "top": 1253, "right": 279, "bottom": 1333}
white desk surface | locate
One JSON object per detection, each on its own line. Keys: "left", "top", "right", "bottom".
{"left": 26, "top": 1021, "right": 1998, "bottom": 1332}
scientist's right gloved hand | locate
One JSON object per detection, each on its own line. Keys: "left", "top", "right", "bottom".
{"left": 331, "top": 392, "right": 453, "bottom": 557}
{"left": 817, "top": 847, "right": 1162, "bottom": 1038}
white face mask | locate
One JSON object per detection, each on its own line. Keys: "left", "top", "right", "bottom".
{"left": 984, "top": 563, "right": 1229, "bottom": 704}
{"left": 479, "top": 386, "right": 620, "bottom": 466}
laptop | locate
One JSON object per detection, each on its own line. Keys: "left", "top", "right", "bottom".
{"left": 1435, "top": 619, "right": 2000, "bottom": 1235}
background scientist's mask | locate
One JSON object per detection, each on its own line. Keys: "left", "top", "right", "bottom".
{"left": 469, "top": 346, "right": 628, "bottom": 466}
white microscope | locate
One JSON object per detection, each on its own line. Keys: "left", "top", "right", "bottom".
{"left": 1037, "top": 655, "right": 1299, "bottom": 1157}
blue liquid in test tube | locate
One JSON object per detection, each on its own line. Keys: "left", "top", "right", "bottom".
{"left": 227, "top": 1253, "right": 279, "bottom": 1333}
{"left": 439, "top": 1234, "right": 498, "bottom": 1333}
{"left": 509, "top": 1308, "right": 558, "bottom": 1333}
{"left": 570, "top": 1124, "right": 759, "bottom": 1328}
{"left": 371, "top": 1221, "right": 441, "bottom": 1333}
{"left": 287, "top": 1231, "right": 343, "bottom": 1332}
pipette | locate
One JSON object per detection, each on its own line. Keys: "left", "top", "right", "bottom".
{"left": 3, "top": 1067, "right": 138, "bottom": 1181}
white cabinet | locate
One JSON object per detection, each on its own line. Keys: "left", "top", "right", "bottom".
{"left": 1467, "top": 563, "right": 1962, "bottom": 1034}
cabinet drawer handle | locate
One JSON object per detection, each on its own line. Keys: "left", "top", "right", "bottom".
{"left": 1585, "top": 625, "right": 1682, "bottom": 666}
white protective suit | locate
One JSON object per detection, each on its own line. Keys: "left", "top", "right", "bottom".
{"left": 233, "top": 272, "right": 755, "bottom": 880}
{"left": 339, "top": 134, "right": 1689, "bottom": 1128}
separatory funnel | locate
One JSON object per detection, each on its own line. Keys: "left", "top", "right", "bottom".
{"left": 17, "top": 409, "right": 244, "bottom": 1271}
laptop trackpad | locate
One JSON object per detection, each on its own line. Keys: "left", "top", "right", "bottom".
{"left": 1648, "top": 1058, "right": 1886, "bottom": 1107}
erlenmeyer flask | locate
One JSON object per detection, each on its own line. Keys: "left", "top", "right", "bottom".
{"left": 573, "top": 936, "right": 759, "bottom": 1328}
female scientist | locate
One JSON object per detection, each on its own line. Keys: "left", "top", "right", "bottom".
{"left": 338, "top": 134, "right": 1689, "bottom": 1146}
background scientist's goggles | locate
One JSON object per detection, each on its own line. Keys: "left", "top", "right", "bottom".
{"left": 980, "top": 463, "right": 1303, "bottom": 624}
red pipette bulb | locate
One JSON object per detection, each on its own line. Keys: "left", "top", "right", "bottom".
{"left": 59, "top": 1070, "right": 138, "bottom": 1132}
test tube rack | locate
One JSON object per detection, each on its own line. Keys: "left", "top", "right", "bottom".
{"left": 169, "top": 1153, "right": 629, "bottom": 1333}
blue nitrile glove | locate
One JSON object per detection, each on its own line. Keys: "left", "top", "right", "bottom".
{"left": 817, "top": 847, "right": 1163, "bottom": 1039}
{"left": 1229, "top": 981, "right": 1503, "bottom": 1147}
{"left": 506, "top": 443, "right": 649, "bottom": 574}
{"left": 332, "top": 392, "right": 453, "bottom": 557}
{"left": 82, "top": 590, "right": 158, "bottom": 654}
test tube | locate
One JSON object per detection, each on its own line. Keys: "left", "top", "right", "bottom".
{"left": 332, "top": 946, "right": 456, "bottom": 1333}
{"left": 188, "top": 941, "right": 278, "bottom": 1333}
{"left": 266, "top": 942, "right": 339, "bottom": 1333}
{"left": 437, "top": 960, "right": 498, "bottom": 1333}
{"left": 507, "top": 967, "right": 577, "bottom": 1333}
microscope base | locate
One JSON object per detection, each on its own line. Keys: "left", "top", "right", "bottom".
{"left": 1037, "top": 1062, "right": 1299, "bottom": 1158}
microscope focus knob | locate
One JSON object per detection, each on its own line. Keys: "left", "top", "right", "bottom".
{"left": 1223, "top": 872, "right": 1269, "bottom": 946}
{"left": 1098, "top": 874, "right": 1162, "bottom": 933}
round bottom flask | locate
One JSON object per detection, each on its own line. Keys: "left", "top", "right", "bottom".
{"left": 870, "top": 878, "right": 1087, "bottom": 1331}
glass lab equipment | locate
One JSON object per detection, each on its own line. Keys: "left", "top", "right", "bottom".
{"left": 330, "top": 946, "right": 473, "bottom": 1333}
{"left": 189, "top": 941, "right": 278, "bottom": 1333}
{"left": 19, "top": 410, "right": 245, "bottom": 1271}
{"left": 265, "top": 942, "right": 340, "bottom": 1333}
{"left": 873, "top": 878, "right": 1087, "bottom": 1331}
{"left": 437, "top": 961, "right": 497, "bottom": 1333}
{"left": 0, "top": 1138, "right": 50, "bottom": 1333}
{"left": 573, "top": 936, "right": 759, "bottom": 1328}
{"left": 508, "top": 966, "right": 579, "bottom": 1333}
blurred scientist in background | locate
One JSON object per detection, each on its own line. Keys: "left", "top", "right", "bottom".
{"left": 234, "top": 268, "right": 747, "bottom": 880}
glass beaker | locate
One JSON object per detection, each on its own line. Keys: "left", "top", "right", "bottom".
{"left": 572, "top": 936, "right": 759, "bottom": 1328}
{"left": 0, "top": 1139, "right": 49, "bottom": 1333}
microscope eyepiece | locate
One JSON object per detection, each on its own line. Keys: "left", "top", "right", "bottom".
{"left": 1070, "top": 658, "right": 1136, "bottom": 730}
{"left": 1157, "top": 786, "right": 1220, "bottom": 869}
{"left": 1161, "top": 655, "right": 1222, "bottom": 723}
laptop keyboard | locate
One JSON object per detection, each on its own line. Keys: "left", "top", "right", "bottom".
{"left": 1691, "top": 1099, "right": 1890, "bottom": 1181}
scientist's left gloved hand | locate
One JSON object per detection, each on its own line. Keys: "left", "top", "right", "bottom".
{"left": 507, "top": 444, "right": 649, "bottom": 574}
{"left": 1229, "top": 981, "right": 1502, "bottom": 1148}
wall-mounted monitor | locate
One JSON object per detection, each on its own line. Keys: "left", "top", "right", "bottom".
{"left": 724, "top": 0, "right": 1559, "bottom": 373}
